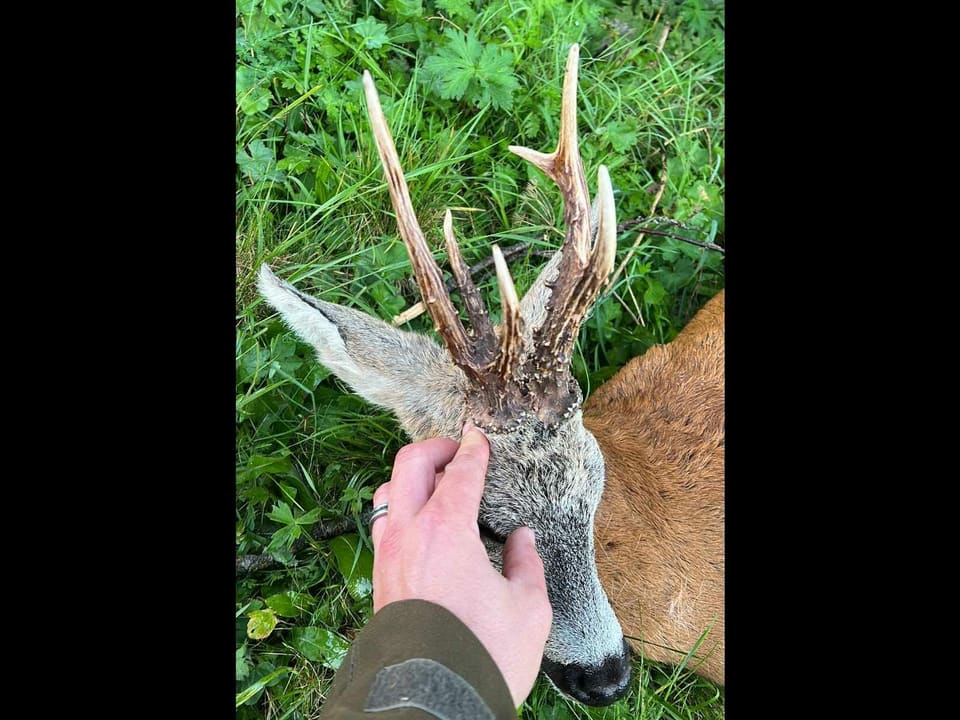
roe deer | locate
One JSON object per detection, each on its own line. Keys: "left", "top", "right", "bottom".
{"left": 258, "top": 44, "right": 724, "bottom": 706}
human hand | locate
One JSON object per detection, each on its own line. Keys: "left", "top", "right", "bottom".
{"left": 370, "top": 423, "right": 553, "bottom": 707}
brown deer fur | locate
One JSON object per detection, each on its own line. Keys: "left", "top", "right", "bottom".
{"left": 585, "top": 290, "right": 724, "bottom": 683}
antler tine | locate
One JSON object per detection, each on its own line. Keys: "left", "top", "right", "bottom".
{"left": 509, "top": 43, "right": 592, "bottom": 264}
{"left": 491, "top": 244, "right": 524, "bottom": 382}
{"left": 593, "top": 165, "right": 617, "bottom": 282}
{"left": 508, "top": 44, "right": 618, "bottom": 377}
{"left": 362, "top": 71, "right": 487, "bottom": 378}
{"left": 443, "top": 210, "right": 496, "bottom": 360}
{"left": 532, "top": 166, "right": 617, "bottom": 376}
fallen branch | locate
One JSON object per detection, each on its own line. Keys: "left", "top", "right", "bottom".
{"left": 236, "top": 509, "right": 372, "bottom": 574}
{"left": 618, "top": 218, "right": 725, "bottom": 254}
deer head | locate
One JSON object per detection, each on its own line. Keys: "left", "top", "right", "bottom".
{"left": 258, "top": 44, "right": 631, "bottom": 706}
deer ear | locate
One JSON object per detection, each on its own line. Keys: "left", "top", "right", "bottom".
{"left": 257, "top": 264, "right": 466, "bottom": 440}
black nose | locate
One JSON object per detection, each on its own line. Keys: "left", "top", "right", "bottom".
{"left": 541, "top": 638, "right": 632, "bottom": 706}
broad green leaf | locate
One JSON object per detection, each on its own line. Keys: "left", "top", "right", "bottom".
{"left": 246, "top": 609, "right": 278, "bottom": 640}
{"left": 236, "top": 65, "right": 264, "bottom": 98}
{"left": 265, "top": 592, "right": 298, "bottom": 617}
{"left": 236, "top": 643, "right": 251, "bottom": 681}
{"left": 266, "top": 545, "right": 295, "bottom": 565}
{"left": 591, "top": 300, "right": 624, "bottom": 343}
{"left": 644, "top": 279, "right": 667, "bottom": 307}
{"left": 265, "top": 591, "right": 313, "bottom": 617}
{"left": 239, "top": 485, "right": 270, "bottom": 505}
{"left": 680, "top": 0, "right": 720, "bottom": 36}
{"left": 351, "top": 16, "right": 390, "bottom": 49}
{"left": 289, "top": 626, "right": 349, "bottom": 669}
{"left": 239, "top": 87, "right": 271, "bottom": 116}
{"left": 267, "top": 501, "right": 295, "bottom": 525}
{"left": 423, "top": 57, "right": 473, "bottom": 101}
{"left": 266, "top": 523, "right": 300, "bottom": 554}
{"left": 297, "top": 507, "right": 323, "bottom": 525}
{"left": 330, "top": 534, "right": 374, "bottom": 601}
{"left": 262, "top": 0, "right": 286, "bottom": 17}
{"left": 269, "top": 334, "right": 305, "bottom": 376}
{"left": 422, "top": 29, "right": 484, "bottom": 102}
{"left": 435, "top": 0, "right": 476, "bottom": 22}
{"left": 476, "top": 43, "right": 519, "bottom": 110}
{"left": 238, "top": 8, "right": 280, "bottom": 46}
{"left": 520, "top": 110, "right": 541, "bottom": 141}
{"left": 603, "top": 118, "right": 640, "bottom": 153}
{"left": 236, "top": 0, "right": 258, "bottom": 15}
{"left": 236, "top": 67, "right": 272, "bottom": 116}
{"left": 237, "top": 599, "right": 263, "bottom": 617}
{"left": 387, "top": 0, "right": 423, "bottom": 19}
{"left": 303, "top": 0, "right": 325, "bottom": 16}
{"left": 241, "top": 454, "right": 294, "bottom": 482}
{"left": 236, "top": 340, "right": 266, "bottom": 384}
{"left": 389, "top": 21, "right": 424, "bottom": 45}
{"left": 237, "top": 140, "right": 282, "bottom": 183}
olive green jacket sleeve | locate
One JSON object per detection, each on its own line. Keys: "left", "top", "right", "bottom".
{"left": 320, "top": 599, "right": 517, "bottom": 720}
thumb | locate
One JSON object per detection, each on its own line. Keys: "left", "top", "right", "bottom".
{"left": 502, "top": 527, "right": 547, "bottom": 593}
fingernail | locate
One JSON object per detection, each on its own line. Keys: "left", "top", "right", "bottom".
{"left": 462, "top": 420, "right": 486, "bottom": 439}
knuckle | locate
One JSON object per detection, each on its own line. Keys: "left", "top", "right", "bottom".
{"left": 394, "top": 444, "right": 425, "bottom": 465}
{"left": 373, "top": 481, "right": 391, "bottom": 505}
{"left": 392, "top": 445, "right": 430, "bottom": 477}
{"left": 416, "top": 503, "right": 457, "bottom": 537}
{"left": 416, "top": 503, "right": 445, "bottom": 528}
{"left": 445, "top": 450, "right": 486, "bottom": 477}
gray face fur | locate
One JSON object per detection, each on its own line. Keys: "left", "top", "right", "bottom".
{"left": 258, "top": 260, "right": 627, "bottom": 685}
{"left": 478, "top": 420, "right": 623, "bottom": 669}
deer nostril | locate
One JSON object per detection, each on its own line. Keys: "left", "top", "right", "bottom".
{"left": 542, "top": 638, "right": 633, "bottom": 706}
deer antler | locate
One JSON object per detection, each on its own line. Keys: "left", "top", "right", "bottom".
{"left": 362, "top": 43, "right": 615, "bottom": 429}
{"left": 362, "top": 71, "right": 523, "bottom": 392}
{"left": 510, "top": 44, "right": 617, "bottom": 378}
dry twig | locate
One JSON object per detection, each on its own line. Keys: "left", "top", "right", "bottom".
{"left": 607, "top": 157, "right": 669, "bottom": 290}
{"left": 392, "top": 241, "right": 552, "bottom": 325}
{"left": 657, "top": 23, "right": 672, "bottom": 53}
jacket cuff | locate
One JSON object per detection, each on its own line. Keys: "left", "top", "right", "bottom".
{"left": 323, "top": 599, "right": 516, "bottom": 719}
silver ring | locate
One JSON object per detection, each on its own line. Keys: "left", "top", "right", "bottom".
{"left": 369, "top": 503, "right": 389, "bottom": 525}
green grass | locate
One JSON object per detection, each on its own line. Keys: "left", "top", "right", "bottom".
{"left": 236, "top": 1, "right": 724, "bottom": 718}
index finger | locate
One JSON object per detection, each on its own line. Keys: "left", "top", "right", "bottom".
{"left": 429, "top": 424, "right": 490, "bottom": 522}
{"left": 389, "top": 437, "right": 459, "bottom": 523}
